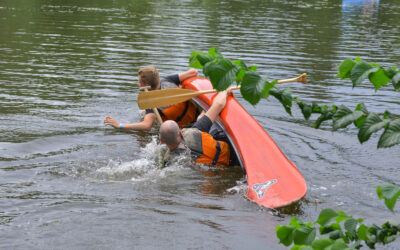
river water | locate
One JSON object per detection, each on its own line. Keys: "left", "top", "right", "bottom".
{"left": 1, "top": 0, "right": 400, "bottom": 249}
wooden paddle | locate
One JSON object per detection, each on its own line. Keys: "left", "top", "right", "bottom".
{"left": 138, "top": 73, "right": 307, "bottom": 109}
{"left": 140, "top": 86, "right": 163, "bottom": 124}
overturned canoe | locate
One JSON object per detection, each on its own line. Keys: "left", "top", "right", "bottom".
{"left": 182, "top": 77, "right": 307, "bottom": 209}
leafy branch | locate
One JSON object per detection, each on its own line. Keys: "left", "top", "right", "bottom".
{"left": 189, "top": 48, "right": 400, "bottom": 148}
{"left": 337, "top": 58, "right": 400, "bottom": 91}
{"left": 189, "top": 47, "right": 276, "bottom": 105}
{"left": 276, "top": 183, "right": 400, "bottom": 249}
{"left": 289, "top": 58, "right": 400, "bottom": 148}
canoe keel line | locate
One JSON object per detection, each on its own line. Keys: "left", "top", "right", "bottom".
{"left": 182, "top": 77, "right": 307, "bottom": 209}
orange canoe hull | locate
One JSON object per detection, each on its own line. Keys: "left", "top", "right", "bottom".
{"left": 182, "top": 77, "right": 307, "bottom": 209}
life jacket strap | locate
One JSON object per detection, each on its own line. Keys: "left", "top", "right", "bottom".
{"left": 175, "top": 102, "right": 189, "bottom": 123}
{"left": 212, "top": 141, "right": 221, "bottom": 165}
{"left": 157, "top": 108, "right": 165, "bottom": 117}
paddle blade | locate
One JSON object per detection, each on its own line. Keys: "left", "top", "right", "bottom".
{"left": 138, "top": 88, "right": 203, "bottom": 109}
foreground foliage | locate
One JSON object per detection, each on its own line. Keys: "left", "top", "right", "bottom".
{"left": 276, "top": 184, "right": 400, "bottom": 249}
{"left": 189, "top": 48, "right": 400, "bottom": 148}
{"left": 189, "top": 48, "right": 400, "bottom": 248}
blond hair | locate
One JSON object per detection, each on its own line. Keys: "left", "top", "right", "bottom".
{"left": 138, "top": 67, "right": 160, "bottom": 89}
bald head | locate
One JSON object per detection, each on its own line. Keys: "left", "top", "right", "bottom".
{"left": 159, "top": 120, "right": 182, "bottom": 149}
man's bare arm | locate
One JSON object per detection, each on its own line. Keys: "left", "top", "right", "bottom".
{"left": 104, "top": 113, "right": 156, "bottom": 131}
{"left": 204, "top": 90, "right": 229, "bottom": 123}
{"left": 178, "top": 68, "right": 198, "bottom": 82}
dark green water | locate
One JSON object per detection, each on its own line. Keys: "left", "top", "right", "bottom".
{"left": 1, "top": 0, "right": 399, "bottom": 249}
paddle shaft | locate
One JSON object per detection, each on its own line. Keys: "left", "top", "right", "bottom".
{"left": 195, "top": 73, "right": 307, "bottom": 95}
{"left": 138, "top": 73, "right": 307, "bottom": 109}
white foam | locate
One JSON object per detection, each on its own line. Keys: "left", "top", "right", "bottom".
{"left": 96, "top": 136, "right": 192, "bottom": 182}
{"left": 227, "top": 179, "right": 248, "bottom": 195}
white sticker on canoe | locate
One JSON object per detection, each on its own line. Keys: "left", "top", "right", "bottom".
{"left": 252, "top": 179, "right": 277, "bottom": 199}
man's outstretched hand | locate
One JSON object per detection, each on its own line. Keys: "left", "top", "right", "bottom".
{"left": 104, "top": 116, "right": 119, "bottom": 128}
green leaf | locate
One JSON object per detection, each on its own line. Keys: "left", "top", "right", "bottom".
{"left": 329, "top": 230, "right": 343, "bottom": 240}
{"left": 202, "top": 60, "right": 213, "bottom": 77}
{"left": 337, "top": 58, "right": 356, "bottom": 79}
{"left": 312, "top": 238, "right": 334, "bottom": 250}
{"left": 291, "top": 246, "right": 312, "bottom": 250}
{"left": 208, "top": 47, "right": 223, "bottom": 59}
{"left": 385, "top": 235, "right": 397, "bottom": 244}
{"left": 350, "top": 60, "right": 379, "bottom": 87}
{"left": 316, "top": 208, "right": 340, "bottom": 226}
{"left": 198, "top": 53, "right": 216, "bottom": 67}
{"left": 344, "top": 218, "right": 358, "bottom": 238}
{"left": 233, "top": 60, "right": 254, "bottom": 84}
{"left": 276, "top": 225, "right": 296, "bottom": 246}
{"left": 331, "top": 239, "right": 351, "bottom": 250}
{"left": 281, "top": 89, "right": 293, "bottom": 114}
{"left": 320, "top": 223, "right": 342, "bottom": 235}
{"left": 378, "top": 119, "right": 400, "bottom": 148}
{"left": 235, "top": 68, "right": 247, "bottom": 84}
{"left": 357, "top": 224, "right": 369, "bottom": 241}
{"left": 332, "top": 105, "right": 364, "bottom": 130}
{"left": 189, "top": 51, "right": 206, "bottom": 69}
{"left": 240, "top": 71, "right": 265, "bottom": 105}
{"left": 358, "top": 113, "right": 389, "bottom": 143}
{"left": 262, "top": 80, "right": 277, "bottom": 99}
{"left": 233, "top": 59, "right": 248, "bottom": 70}
{"left": 232, "top": 59, "right": 257, "bottom": 72}
{"left": 383, "top": 110, "right": 396, "bottom": 120}
{"left": 384, "top": 67, "right": 397, "bottom": 79}
{"left": 355, "top": 102, "right": 368, "bottom": 114}
{"left": 310, "top": 103, "right": 322, "bottom": 113}
{"left": 293, "top": 226, "right": 316, "bottom": 245}
{"left": 248, "top": 65, "right": 258, "bottom": 71}
{"left": 204, "top": 59, "right": 240, "bottom": 91}
{"left": 353, "top": 103, "right": 368, "bottom": 128}
{"left": 369, "top": 68, "right": 391, "bottom": 90}
{"left": 297, "top": 101, "right": 313, "bottom": 120}
{"left": 313, "top": 107, "right": 335, "bottom": 129}
{"left": 377, "top": 184, "right": 400, "bottom": 212}
{"left": 270, "top": 88, "right": 293, "bottom": 115}
{"left": 392, "top": 72, "right": 400, "bottom": 91}
{"left": 290, "top": 216, "right": 305, "bottom": 227}
{"left": 335, "top": 211, "right": 349, "bottom": 223}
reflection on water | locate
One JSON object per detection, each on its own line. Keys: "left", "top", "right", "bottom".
{"left": 1, "top": 0, "right": 400, "bottom": 249}
{"left": 342, "top": 0, "right": 380, "bottom": 23}
{"left": 342, "top": 0, "right": 380, "bottom": 11}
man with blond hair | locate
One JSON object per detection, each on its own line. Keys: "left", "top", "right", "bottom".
{"left": 104, "top": 67, "right": 199, "bottom": 131}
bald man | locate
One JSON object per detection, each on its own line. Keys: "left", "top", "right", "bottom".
{"left": 160, "top": 90, "right": 238, "bottom": 166}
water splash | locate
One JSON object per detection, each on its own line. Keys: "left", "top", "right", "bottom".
{"left": 227, "top": 178, "right": 248, "bottom": 196}
{"left": 95, "top": 136, "right": 192, "bottom": 183}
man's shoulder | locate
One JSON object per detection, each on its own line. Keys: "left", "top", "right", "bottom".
{"left": 182, "top": 127, "right": 200, "bottom": 135}
{"left": 160, "top": 80, "right": 178, "bottom": 89}
{"left": 182, "top": 127, "right": 202, "bottom": 140}
{"left": 182, "top": 128, "right": 203, "bottom": 153}
{"left": 160, "top": 74, "right": 180, "bottom": 89}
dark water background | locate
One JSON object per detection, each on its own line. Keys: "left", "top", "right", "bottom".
{"left": 1, "top": 0, "right": 400, "bottom": 249}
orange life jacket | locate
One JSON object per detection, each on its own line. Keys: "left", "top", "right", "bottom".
{"left": 182, "top": 128, "right": 230, "bottom": 166}
{"left": 196, "top": 132, "right": 230, "bottom": 166}
{"left": 159, "top": 101, "right": 197, "bottom": 127}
